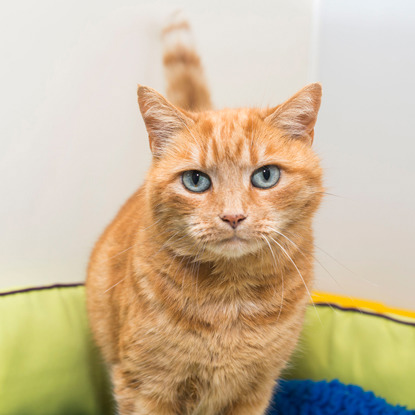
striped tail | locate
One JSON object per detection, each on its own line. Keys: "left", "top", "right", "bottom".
{"left": 162, "top": 12, "right": 212, "bottom": 111}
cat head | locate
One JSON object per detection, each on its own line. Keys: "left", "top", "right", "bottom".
{"left": 137, "top": 84, "right": 323, "bottom": 260}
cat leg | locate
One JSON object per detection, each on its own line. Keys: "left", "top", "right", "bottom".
{"left": 114, "top": 381, "right": 175, "bottom": 415}
{"left": 223, "top": 381, "right": 275, "bottom": 415}
{"left": 224, "top": 397, "right": 272, "bottom": 415}
{"left": 112, "top": 365, "right": 176, "bottom": 415}
{"left": 117, "top": 395, "right": 175, "bottom": 415}
{"left": 223, "top": 400, "right": 271, "bottom": 415}
{"left": 115, "top": 395, "right": 175, "bottom": 415}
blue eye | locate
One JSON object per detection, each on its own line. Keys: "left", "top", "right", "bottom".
{"left": 251, "top": 165, "right": 280, "bottom": 189}
{"left": 182, "top": 170, "right": 211, "bottom": 193}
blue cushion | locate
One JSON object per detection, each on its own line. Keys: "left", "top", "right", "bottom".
{"left": 271, "top": 379, "right": 415, "bottom": 415}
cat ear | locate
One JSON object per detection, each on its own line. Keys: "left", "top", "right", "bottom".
{"left": 264, "top": 83, "right": 322, "bottom": 144}
{"left": 137, "top": 85, "right": 194, "bottom": 157}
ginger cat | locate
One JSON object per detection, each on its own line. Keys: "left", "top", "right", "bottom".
{"left": 87, "top": 16, "right": 323, "bottom": 415}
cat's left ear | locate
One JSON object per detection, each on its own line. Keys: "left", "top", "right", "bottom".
{"left": 137, "top": 85, "right": 195, "bottom": 158}
{"left": 265, "top": 83, "right": 322, "bottom": 145}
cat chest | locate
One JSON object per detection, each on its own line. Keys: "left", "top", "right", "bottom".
{"left": 144, "top": 323, "right": 280, "bottom": 413}
{"left": 134, "top": 306, "right": 284, "bottom": 374}
{"left": 121, "top": 304, "right": 290, "bottom": 412}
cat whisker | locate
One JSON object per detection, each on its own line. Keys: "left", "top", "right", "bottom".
{"left": 141, "top": 217, "right": 163, "bottom": 231}
{"left": 265, "top": 226, "right": 299, "bottom": 250}
{"left": 273, "top": 228, "right": 372, "bottom": 313}
{"left": 313, "top": 243, "right": 379, "bottom": 287}
{"left": 98, "top": 218, "right": 164, "bottom": 264}
{"left": 105, "top": 245, "right": 135, "bottom": 263}
{"left": 278, "top": 267, "right": 284, "bottom": 322}
{"left": 322, "top": 191, "right": 344, "bottom": 198}
{"left": 266, "top": 226, "right": 345, "bottom": 292}
{"left": 191, "top": 240, "right": 207, "bottom": 306}
{"left": 103, "top": 277, "right": 126, "bottom": 294}
{"left": 147, "top": 230, "right": 183, "bottom": 260}
{"left": 266, "top": 234, "right": 322, "bottom": 325}
{"left": 102, "top": 231, "right": 180, "bottom": 294}
{"left": 276, "top": 228, "right": 378, "bottom": 305}
{"left": 260, "top": 235, "right": 284, "bottom": 322}
{"left": 307, "top": 190, "right": 347, "bottom": 199}
{"left": 265, "top": 218, "right": 376, "bottom": 291}
{"left": 165, "top": 251, "right": 182, "bottom": 276}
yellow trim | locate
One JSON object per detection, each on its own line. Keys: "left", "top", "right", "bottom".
{"left": 312, "top": 291, "right": 415, "bottom": 320}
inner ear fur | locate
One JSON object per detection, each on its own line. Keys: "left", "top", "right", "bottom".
{"left": 137, "top": 85, "right": 196, "bottom": 158}
{"left": 264, "top": 83, "right": 322, "bottom": 144}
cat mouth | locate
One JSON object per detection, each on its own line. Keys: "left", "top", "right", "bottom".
{"left": 217, "top": 235, "right": 247, "bottom": 245}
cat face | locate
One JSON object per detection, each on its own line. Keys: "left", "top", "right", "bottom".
{"left": 138, "top": 85, "right": 323, "bottom": 260}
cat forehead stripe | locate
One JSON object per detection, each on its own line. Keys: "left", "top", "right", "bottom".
{"left": 195, "top": 110, "right": 259, "bottom": 166}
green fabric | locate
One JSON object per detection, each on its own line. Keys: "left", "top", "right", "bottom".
{"left": 0, "top": 285, "right": 113, "bottom": 415}
{"left": 0, "top": 285, "right": 414, "bottom": 414}
{"left": 284, "top": 306, "right": 415, "bottom": 409}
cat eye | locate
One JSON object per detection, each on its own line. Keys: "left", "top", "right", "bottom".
{"left": 182, "top": 170, "right": 211, "bottom": 193}
{"left": 251, "top": 165, "right": 280, "bottom": 189}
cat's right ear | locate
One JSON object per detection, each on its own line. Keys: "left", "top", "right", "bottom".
{"left": 137, "top": 85, "right": 194, "bottom": 158}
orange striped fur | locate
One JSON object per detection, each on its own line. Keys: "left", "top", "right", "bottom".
{"left": 162, "top": 13, "right": 211, "bottom": 111}
{"left": 86, "top": 15, "right": 323, "bottom": 415}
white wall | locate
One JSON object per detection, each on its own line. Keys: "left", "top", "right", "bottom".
{"left": 311, "top": 0, "right": 415, "bottom": 309}
{"left": 3, "top": 0, "right": 413, "bottom": 311}
{"left": 0, "top": 0, "right": 313, "bottom": 289}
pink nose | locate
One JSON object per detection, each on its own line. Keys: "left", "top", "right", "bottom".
{"left": 220, "top": 214, "right": 247, "bottom": 229}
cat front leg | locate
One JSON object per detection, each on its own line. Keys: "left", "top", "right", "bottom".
{"left": 114, "top": 384, "right": 176, "bottom": 415}
{"left": 222, "top": 380, "right": 276, "bottom": 415}
{"left": 116, "top": 395, "right": 175, "bottom": 415}
{"left": 115, "top": 395, "right": 175, "bottom": 415}
{"left": 112, "top": 364, "right": 177, "bottom": 415}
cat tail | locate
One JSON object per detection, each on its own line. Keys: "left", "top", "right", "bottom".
{"left": 162, "top": 12, "right": 212, "bottom": 111}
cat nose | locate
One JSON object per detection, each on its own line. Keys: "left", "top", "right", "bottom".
{"left": 220, "top": 214, "right": 247, "bottom": 229}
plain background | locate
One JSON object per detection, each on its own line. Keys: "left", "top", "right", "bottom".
{"left": 1, "top": 0, "right": 414, "bottom": 309}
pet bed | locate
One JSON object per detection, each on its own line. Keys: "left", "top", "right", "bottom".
{"left": 0, "top": 284, "right": 414, "bottom": 414}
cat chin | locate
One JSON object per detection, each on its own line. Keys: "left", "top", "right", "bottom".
{"left": 205, "top": 238, "right": 261, "bottom": 259}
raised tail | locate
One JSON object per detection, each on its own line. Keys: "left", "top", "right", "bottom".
{"left": 162, "top": 12, "right": 212, "bottom": 111}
